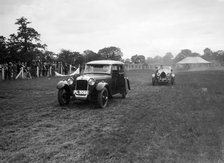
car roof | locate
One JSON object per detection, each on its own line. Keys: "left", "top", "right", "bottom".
{"left": 86, "top": 60, "right": 124, "bottom": 65}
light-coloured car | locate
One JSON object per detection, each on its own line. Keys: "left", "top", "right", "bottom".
{"left": 152, "top": 66, "right": 175, "bottom": 85}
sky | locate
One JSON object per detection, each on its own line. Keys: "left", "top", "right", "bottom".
{"left": 0, "top": 0, "right": 224, "bottom": 59}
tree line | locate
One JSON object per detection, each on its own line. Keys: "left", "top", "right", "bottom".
{"left": 0, "top": 17, "right": 123, "bottom": 67}
{"left": 128, "top": 48, "right": 224, "bottom": 65}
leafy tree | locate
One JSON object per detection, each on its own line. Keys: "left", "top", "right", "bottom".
{"left": 37, "top": 50, "right": 57, "bottom": 62}
{"left": 58, "top": 49, "right": 84, "bottom": 66}
{"left": 98, "top": 46, "right": 123, "bottom": 61}
{"left": 163, "top": 52, "right": 173, "bottom": 65}
{"left": 124, "top": 58, "right": 131, "bottom": 63}
{"left": 191, "top": 52, "right": 201, "bottom": 57}
{"left": 153, "top": 55, "right": 163, "bottom": 64}
{"left": 146, "top": 57, "right": 154, "bottom": 64}
{"left": 83, "top": 50, "right": 102, "bottom": 62}
{"left": 174, "top": 49, "right": 192, "bottom": 63}
{"left": 131, "top": 54, "right": 145, "bottom": 64}
{"left": 202, "top": 48, "right": 213, "bottom": 61}
{"left": 74, "top": 52, "right": 84, "bottom": 66}
{"left": 9, "top": 17, "right": 46, "bottom": 64}
{"left": 58, "top": 49, "right": 75, "bottom": 65}
{"left": 0, "top": 36, "right": 9, "bottom": 63}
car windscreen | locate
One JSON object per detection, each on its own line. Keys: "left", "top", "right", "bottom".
{"left": 84, "top": 64, "right": 111, "bottom": 74}
{"left": 158, "top": 68, "right": 171, "bottom": 74}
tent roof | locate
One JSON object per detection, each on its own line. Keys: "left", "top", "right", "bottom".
{"left": 177, "top": 57, "right": 211, "bottom": 64}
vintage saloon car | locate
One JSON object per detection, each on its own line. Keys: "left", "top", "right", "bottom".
{"left": 152, "top": 65, "right": 175, "bottom": 85}
{"left": 56, "top": 60, "right": 130, "bottom": 108}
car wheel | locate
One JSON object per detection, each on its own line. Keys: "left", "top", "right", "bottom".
{"left": 121, "top": 91, "right": 127, "bottom": 98}
{"left": 97, "top": 87, "right": 108, "bottom": 108}
{"left": 171, "top": 78, "right": 175, "bottom": 85}
{"left": 58, "top": 88, "right": 70, "bottom": 106}
{"left": 152, "top": 79, "right": 155, "bottom": 86}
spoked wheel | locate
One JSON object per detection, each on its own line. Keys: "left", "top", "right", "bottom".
{"left": 97, "top": 88, "right": 108, "bottom": 108}
{"left": 58, "top": 88, "right": 70, "bottom": 106}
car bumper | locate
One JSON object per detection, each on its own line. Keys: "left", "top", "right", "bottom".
{"left": 74, "top": 90, "right": 89, "bottom": 100}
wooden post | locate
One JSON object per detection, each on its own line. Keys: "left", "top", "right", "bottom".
{"left": 60, "top": 62, "right": 63, "bottom": 74}
{"left": 69, "top": 65, "right": 72, "bottom": 74}
{"left": 21, "top": 67, "right": 24, "bottom": 79}
{"left": 2, "top": 67, "right": 4, "bottom": 80}
{"left": 37, "top": 66, "right": 39, "bottom": 77}
{"left": 49, "top": 66, "right": 52, "bottom": 76}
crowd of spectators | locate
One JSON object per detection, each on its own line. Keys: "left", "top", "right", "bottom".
{"left": 0, "top": 61, "right": 70, "bottom": 80}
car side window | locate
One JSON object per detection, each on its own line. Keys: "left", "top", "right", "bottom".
{"left": 112, "top": 65, "right": 118, "bottom": 71}
{"left": 118, "top": 65, "right": 124, "bottom": 74}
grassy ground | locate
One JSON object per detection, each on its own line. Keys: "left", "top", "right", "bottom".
{"left": 0, "top": 70, "right": 224, "bottom": 162}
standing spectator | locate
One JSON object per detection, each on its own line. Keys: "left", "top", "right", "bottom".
{"left": 46, "top": 63, "right": 50, "bottom": 77}
{"left": 12, "top": 62, "right": 17, "bottom": 80}
{"left": 64, "top": 63, "right": 68, "bottom": 75}
{"left": 8, "top": 62, "right": 13, "bottom": 80}
{"left": 30, "top": 61, "right": 37, "bottom": 77}
{"left": 4, "top": 64, "right": 8, "bottom": 80}
{"left": 43, "top": 62, "right": 47, "bottom": 76}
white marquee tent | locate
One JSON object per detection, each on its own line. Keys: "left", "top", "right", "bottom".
{"left": 176, "top": 57, "right": 212, "bottom": 70}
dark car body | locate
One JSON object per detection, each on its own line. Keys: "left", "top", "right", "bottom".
{"left": 152, "top": 66, "right": 175, "bottom": 85}
{"left": 56, "top": 60, "right": 130, "bottom": 108}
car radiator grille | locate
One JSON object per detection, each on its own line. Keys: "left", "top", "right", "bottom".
{"left": 76, "top": 80, "right": 88, "bottom": 90}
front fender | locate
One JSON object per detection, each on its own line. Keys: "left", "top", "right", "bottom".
{"left": 96, "top": 82, "right": 108, "bottom": 91}
{"left": 56, "top": 80, "right": 68, "bottom": 89}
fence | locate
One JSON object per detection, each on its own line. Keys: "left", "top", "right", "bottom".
{"left": 0, "top": 64, "right": 74, "bottom": 81}
{"left": 124, "top": 63, "right": 157, "bottom": 70}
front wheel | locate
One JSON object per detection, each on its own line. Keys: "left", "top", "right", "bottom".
{"left": 152, "top": 79, "right": 155, "bottom": 86}
{"left": 97, "top": 88, "right": 108, "bottom": 108}
{"left": 58, "top": 89, "right": 70, "bottom": 106}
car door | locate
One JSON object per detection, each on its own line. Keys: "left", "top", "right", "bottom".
{"left": 111, "top": 65, "right": 119, "bottom": 94}
{"left": 117, "top": 65, "right": 126, "bottom": 92}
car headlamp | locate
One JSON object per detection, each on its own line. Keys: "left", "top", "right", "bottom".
{"left": 67, "top": 78, "right": 74, "bottom": 85}
{"left": 88, "top": 78, "right": 95, "bottom": 86}
{"left": 152, "top": 74, "right": 155, "bottom": 77}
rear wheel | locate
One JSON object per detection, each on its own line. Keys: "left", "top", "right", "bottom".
{"left": 97, "top": 88, "right": 108, "bottom": 108}
{"left": 121, "top": 91, "right": 127, "bottom": 98}
{"left": 58, "top": 89, "right": 70, "bottom": 106}
{"left": 171, "top": 78, "right": 175, "bottom": 85}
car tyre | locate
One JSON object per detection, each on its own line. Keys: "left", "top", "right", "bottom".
{"left": 121, "top": 91, "right": 127, "bottom": 98}
{"left": 171, "top": 78, "right": 175, "bottom": 85}
{"left": 97, "top": 87, "right": 108, "bottom": 108}
{"left": 58, "top": 88, "right": 70, "bottom": 106}
{"left": 152, "top": 79, "right": 155, "bottom": 86}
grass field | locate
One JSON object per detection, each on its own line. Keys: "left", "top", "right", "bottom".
{"left": 0, "top": 70, "right": 224, "bottom": 163}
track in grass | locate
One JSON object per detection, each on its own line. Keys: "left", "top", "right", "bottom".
{"left": 0, "top": 70, "right": 224, "bottom": 162}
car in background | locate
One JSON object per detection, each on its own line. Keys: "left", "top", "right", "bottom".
{"left": 152, "top": 65, "right": 175, "bottom": 85}
{"left": 56, "top": 60, "right": 131, "bottom": 108}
